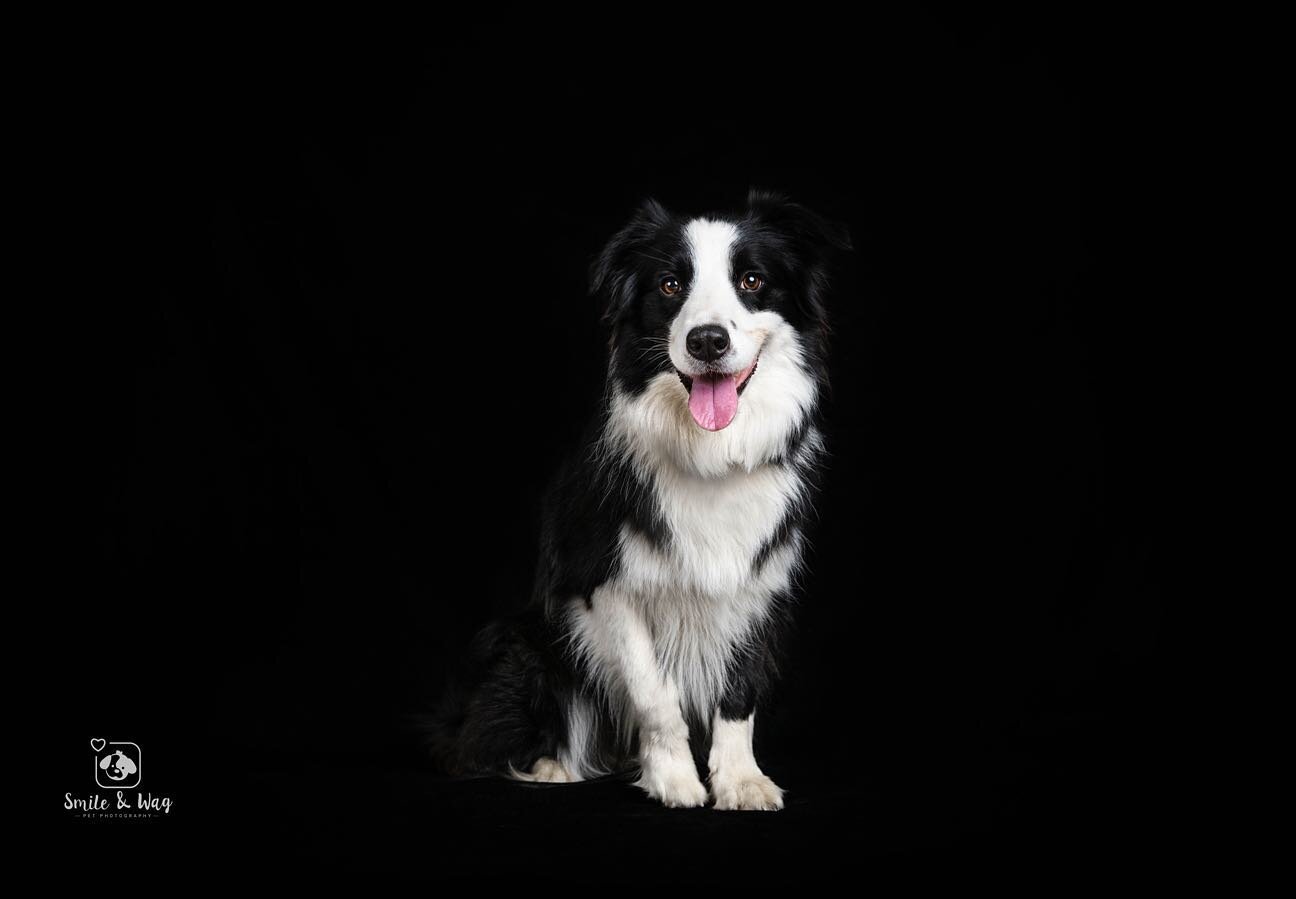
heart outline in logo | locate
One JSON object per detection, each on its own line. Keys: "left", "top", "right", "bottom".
{"left": 90, "top": 738, "right": 105, "bottom": 752}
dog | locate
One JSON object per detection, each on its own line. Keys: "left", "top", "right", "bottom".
{"left": 428, "top": 189, "right": 850, "bottom": 810}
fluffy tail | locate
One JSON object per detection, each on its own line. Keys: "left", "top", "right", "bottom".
{"left": 413, "top": 609, "right": 567, "bottom": 777}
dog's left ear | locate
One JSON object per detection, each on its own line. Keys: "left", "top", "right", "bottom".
{"left": 746, "top": 188, "right": 852, "bottom": 254}
{"left": 590, "top": 198, "right": 673, "bottom": 323}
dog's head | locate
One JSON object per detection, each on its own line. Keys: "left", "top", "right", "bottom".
{"left": 592, "top": 190, "right": 849, "bottom": 473}
{"left": 100, "top": 751, "right": 137, "bottom": 779}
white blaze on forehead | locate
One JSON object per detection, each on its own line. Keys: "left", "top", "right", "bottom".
{"left": 684, "top": 218, "right": 740, "bottom": 317}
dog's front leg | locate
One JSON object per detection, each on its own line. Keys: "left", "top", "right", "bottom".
{"left": 580, "top": 588, "right": 707, "bottom": 808}
{"left": 708, "top": 671, "right": 784, "bottom": 811}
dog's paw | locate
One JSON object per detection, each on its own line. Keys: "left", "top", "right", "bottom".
{"left": 509, "top": 757, "right": 573, "bottom": 783}
{"left": 528, "top": 757, "right": 573, "bottom": 783}
{"left": 710, "top": 771, "right": 785, "bottom": 811}
{"left": 636, "top": 749, "right": 707, "bottom": 808}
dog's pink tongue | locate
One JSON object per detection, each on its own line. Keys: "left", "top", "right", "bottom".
{"left": 688, "top": 374, "right": 740, "bottom": 431}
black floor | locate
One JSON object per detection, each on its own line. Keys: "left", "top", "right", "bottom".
{"left": 59, "top": 729, "right": 1180, "bottom": 883}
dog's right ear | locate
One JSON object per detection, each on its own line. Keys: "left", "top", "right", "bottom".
{"left": 746, "top": 188, "right": 852, "bottom": 254}
{"left": 589, "top": 198, "right": 672, "bottom": 323}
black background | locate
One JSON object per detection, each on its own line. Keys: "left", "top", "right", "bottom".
{"left": 53, "top": 9, "right": 1184, "bottom": 883}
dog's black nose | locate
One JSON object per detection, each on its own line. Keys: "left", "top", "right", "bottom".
{"left": 686, "top": 325, "right": 730, "bottom": 362}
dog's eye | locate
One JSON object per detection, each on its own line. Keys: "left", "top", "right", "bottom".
{"left": 739, "top": 272, "right": 764, "bottom": 292}
{"left": 660, "top": 276, "right": 682, "bottom": 297}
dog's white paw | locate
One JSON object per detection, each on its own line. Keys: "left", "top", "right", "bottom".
{"left": 528, "top": 757, "right": 572, "bottom": 783}
{"left": 710, "top": 771, "right": 785, "bottom": 811}
{"left": 637, "top": 749, "right": 707, "bottom": 808}
{"left": 509, "top": 757, "right": 573, "bottom": 783}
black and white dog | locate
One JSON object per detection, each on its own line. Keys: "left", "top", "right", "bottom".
{"left": 430, "top": 190, "right": 849, "bottom": 810}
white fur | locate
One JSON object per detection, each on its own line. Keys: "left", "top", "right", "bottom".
{"left": 557, "top": 695, "right": 602, "bottom": 782}
{"left": 708, "top": 713, "right": 784, "bottom": 811}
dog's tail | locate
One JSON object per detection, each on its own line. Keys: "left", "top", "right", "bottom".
{"left": 408, "top": 609, "right": 566, "bottom": 777}
{"left": 406, "top": 664, "right": 475, "bottom": 777}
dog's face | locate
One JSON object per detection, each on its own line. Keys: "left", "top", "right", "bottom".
{"left": 100, "top": 751, "right": 136, "bottom": 779}
{"left": 592, "top": 191, "right": 848, "bottom": 473}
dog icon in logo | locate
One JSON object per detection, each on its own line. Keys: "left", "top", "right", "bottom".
{"left": 100, "top": 750, "right": 136, "bottom": 781}
{"left": 92, "top": 740, "right": 141, "bottom": 789}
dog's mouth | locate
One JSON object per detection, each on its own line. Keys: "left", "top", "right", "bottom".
{"left": 676, "top": 357, "right": 759, "bottom": 432}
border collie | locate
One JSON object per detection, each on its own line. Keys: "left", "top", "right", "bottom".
{"left": 429, "top": 189, "right": 850, "bottom": 810}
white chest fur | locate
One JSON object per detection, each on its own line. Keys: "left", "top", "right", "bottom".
{"left": 609, "top": 461, "right": 805, "bottom": 720}
{"left": 618, "top": 462, "right": 803, "bottom": 599}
